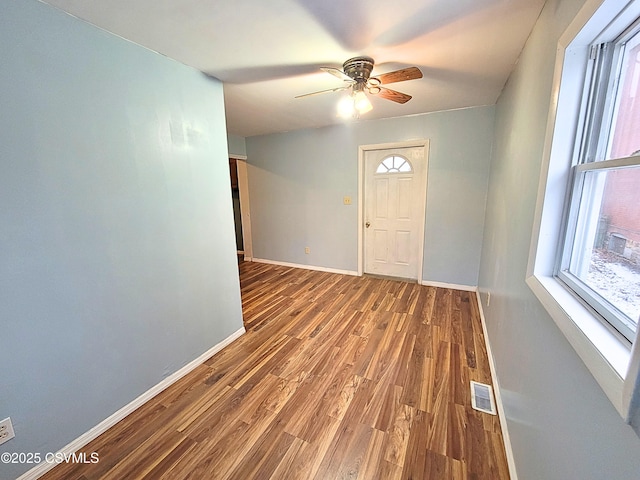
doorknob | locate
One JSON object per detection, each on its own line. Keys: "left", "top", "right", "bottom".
{"left": 365, "top": 221, "right": 371, "bottom": 228}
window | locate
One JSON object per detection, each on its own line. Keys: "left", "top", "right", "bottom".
{"left": 527, "top": 0, "right": 640, "bottom": 419}
{"left": 558, "top": 21, "right": 640, "bottom": 342}
{"left": 376, "top": 155, "right": 412, "bottom": 173}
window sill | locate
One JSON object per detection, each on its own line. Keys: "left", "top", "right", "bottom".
{"left": 527, "top": 273, "right": 630, "bottom": 416}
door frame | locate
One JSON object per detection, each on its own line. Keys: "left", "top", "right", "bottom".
{"left": 231, "top": 155, "right": 253, "bottom": 260}
{"left": 357, "top": 140, "right": 429, "bottom": 282}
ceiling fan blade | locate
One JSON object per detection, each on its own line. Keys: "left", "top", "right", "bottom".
{"left": 373, "top": 66, "right": 423, "bottom": 85}
{"left": 320, "top": 67, "right": 354, "bottom": 82}
{"left": 376, "top": 87, "right": 412, "bottom": 104}
{"left": 295, "top": 85, "right": 350, "bottom": 98}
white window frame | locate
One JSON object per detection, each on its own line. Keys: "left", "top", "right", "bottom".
{"left": 558, "top": 157, "right": 640, "bottom": 342}
{"left": 527, "top": 0, "right": 640, "bottom": 419}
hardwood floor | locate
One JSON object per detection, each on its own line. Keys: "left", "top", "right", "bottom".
{"left": 41, "top": 261, "right": 510, "bottom": 479}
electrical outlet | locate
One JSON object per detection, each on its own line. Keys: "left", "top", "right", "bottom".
{"left": 305, "top": 247, "right": 310, "bottom": 254}
{"left": 0, "top": 417, "right": 15, "bottom": 445}
{"left": 343, "top": 196, "right": 352, "bottom": 205}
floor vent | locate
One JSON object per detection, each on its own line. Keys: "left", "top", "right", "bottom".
{"left": 470, "top": 381, "right": 497, "bottom": 415}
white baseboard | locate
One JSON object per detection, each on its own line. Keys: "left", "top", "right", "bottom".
{"left": 18, "top": 327, "right": 246, "bottom": 480}
{"left": 250, "top": 260, "right": 477, "bottom": 290}
{"left": 420, "top": 280, "right": 477, "bottom": 292}
{"left": 252, "top": 257, "right": 358, "bottom": 276}
{"left": 474, "top": 291, "right": 518, "bottom": 480}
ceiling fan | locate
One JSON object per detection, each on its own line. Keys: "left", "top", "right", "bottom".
{"left": 296, "top": 56, "right": 423, "bottom": 116}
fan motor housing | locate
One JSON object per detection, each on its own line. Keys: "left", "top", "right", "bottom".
{"left": 343, "top": 56, "right": 375, "bottom": 82}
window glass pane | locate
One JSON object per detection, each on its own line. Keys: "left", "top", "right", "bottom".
{"left": 607, "top": 30, "right": 640, "bottom": 159}
{"left": 399, "top": 162, "right": 411, "bottom": 172}
{"left": 376, "top": 156, "right": 413, "bottom": 174}
{"left": 567, "top": 165, "right": 640, "bottom": 328}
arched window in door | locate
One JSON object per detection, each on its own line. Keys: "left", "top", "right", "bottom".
{"left": 375, "top": 155, "right": 413, "bottom": 173}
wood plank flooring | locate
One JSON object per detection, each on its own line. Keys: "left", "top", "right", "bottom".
{"left": 40, "top": 261, "right": 510, "bottom": 479}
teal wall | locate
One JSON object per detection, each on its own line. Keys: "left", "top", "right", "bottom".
{"left": 0, "top": 2, "right": 243, "bottom": 478}
{"left": 246, "top": 106, "right": 494, "bottom": 287}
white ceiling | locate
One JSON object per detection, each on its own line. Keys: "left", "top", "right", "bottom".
{"left": 42, "top": 0, "right": 545, "bottom": 138}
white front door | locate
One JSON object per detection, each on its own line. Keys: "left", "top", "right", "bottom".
{"left": 363, "top": 145, "right": 427, "bottom": 280}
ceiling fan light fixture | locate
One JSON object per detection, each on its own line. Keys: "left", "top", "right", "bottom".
{"left": 354, "top": 90, "right": 372, "bottom": 114}
{"left": 337, "top": 90, "right": 373, "bottom": 119}
{"left": 299, "top": 57, "right": 421, "bottom": 115}
{"left": 337, "top": 95, "right": 356, "bottom": 118}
